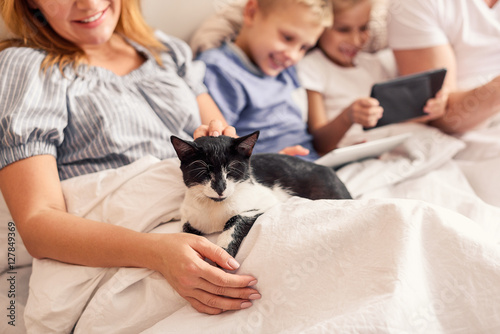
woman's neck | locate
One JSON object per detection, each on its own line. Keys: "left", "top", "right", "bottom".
{"left": 83, "top": 34, "right": 146, "bottom": 76}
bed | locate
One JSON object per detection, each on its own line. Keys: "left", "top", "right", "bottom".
{"left": 1, "top": 1, "right": 500, "bottom": 333}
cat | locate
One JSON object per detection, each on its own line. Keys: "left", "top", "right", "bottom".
{"left": 171, "top": 131, "right": 352, "bottom": 257}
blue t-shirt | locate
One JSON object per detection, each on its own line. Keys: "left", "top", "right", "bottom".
{"left": 197, "top": 42, "right": 318, "bottom": 160}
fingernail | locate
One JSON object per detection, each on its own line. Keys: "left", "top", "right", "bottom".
{"left": 211, "top": 131, "right": 220, "bottom": 137}
{"left": 248, "top": 280, "right": 257, "bottom": 286}
{"left": 227, "top": 258, "right": 240, "bottom": 270}
{"left": 241, "top": 301, "right": 253, "bottom": 309}
{"left": 249, "top": 294, "right": 261, "bottom": 300}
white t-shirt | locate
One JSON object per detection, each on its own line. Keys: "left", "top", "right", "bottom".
{"left": 297, "top": 48, "right": 396, "bottom": 143}
{"left": 387, "top": 0, "right": 500, "bottom": 91}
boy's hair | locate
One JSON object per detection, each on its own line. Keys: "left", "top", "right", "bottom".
{"left": 0, "top": 0, "right": 165, "bottom": 72}
{"left": 257, "top": 0, "right": 334, "bottom": 27}
{"left": 331, "top": 0, "right": 369, "bottom": 13}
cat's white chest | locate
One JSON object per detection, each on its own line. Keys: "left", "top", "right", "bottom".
{"left": 180, "top": 180, "right": 289, "bottom": 234}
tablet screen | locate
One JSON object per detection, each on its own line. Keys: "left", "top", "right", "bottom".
{"left": 368, "top": 68, "right": 447, "bottom": 129}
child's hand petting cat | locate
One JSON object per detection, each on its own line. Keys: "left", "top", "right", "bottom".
{"left": 194, "top": 120, "right": 237, "bottom": 139}
{"left": 346, "top": 97, "right": 384, "bottom": 128}
{"left": 152, "top": 233, "right": 260, "bottom": 315}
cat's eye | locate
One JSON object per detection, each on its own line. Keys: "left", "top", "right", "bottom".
{"left": 227, "top": 161, "right": 246, "bottom": 178}
{"left": 188, "top": 160, "right": 211, "bottom": 180}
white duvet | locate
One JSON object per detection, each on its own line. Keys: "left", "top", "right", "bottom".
{"left": 7, "top": 123, "right": 500, "bottom": 333}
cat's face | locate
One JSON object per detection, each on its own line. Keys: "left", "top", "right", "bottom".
{"left": 171, "top": 132, "right": 259, "bottom": 202}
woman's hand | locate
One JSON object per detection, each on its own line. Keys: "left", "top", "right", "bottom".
{"left": 347, "top": 97, "right": 384, "bottom": 128}
{"left": 194, "top": 120, "right": 237, "bottom": 139}
{"left": 152, "top": 233, "right": 260, "bottom": 315}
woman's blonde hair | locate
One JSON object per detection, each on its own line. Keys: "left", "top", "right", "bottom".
{"left": 258, "top": 0, "right": 334, "bottom": 27}
{"left": 0, "top": 0, "right": 165, "bottom": 72}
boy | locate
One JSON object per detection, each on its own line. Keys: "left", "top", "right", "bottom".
{"left": 197, "top": 0, "right": 333, "bottom": 160}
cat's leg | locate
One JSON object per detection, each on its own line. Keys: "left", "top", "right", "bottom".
{"left": 182, "top": 222, "right": 203, "bottom": 235}
{"left": 217, "top": 213, "right": 263, "bottom": 257}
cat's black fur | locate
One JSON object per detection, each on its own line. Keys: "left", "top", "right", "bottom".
{"left": 171, "top": 131, "right": 351, "bottom": 257}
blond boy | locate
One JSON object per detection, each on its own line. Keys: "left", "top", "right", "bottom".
{"left": 197, "top": 0, "right": 333, "bottom": 160}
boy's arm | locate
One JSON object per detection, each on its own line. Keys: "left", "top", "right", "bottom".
{"left": 201, "top": 63, "right": 247, "bottom": 126}
{"left": 195, "top": 93, "right": 237, "bottom": 138}
{"left": 197, "top": 92, "right": 230, "bottom": 126}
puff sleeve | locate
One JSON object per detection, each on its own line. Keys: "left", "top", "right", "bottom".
{"left": 0, "top": 47, "right": 68, "bottom": 169}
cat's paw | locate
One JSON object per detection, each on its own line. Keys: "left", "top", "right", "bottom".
{"left": 182, "top": 222, "right": 203, "bottom": 235}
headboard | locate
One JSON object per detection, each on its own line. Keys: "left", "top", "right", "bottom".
{"left": 0, "top": 0, "right": 221, "bottom": 43}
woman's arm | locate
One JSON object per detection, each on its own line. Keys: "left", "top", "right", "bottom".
{"left": 394, "top": 45, "right": 500, "bottom": 133}
{"left": 0, "top": 155, "right": 259, "bottom": 314}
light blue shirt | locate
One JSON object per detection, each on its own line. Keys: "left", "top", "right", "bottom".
{"left": 0, "top": 32, "right": 205, "bottom": 180}
{"left": 197, "top": 42, "right": 319, "bottom": 160}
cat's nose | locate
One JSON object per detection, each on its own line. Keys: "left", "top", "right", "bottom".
{"left": 212, "top": 178, "right": 226, "bottom": 197}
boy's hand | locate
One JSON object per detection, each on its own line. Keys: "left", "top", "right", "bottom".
{"left": 348, "top": 97, "right": 384, "bottom": 128}
{"left": 279, "top": 145, "right": 310, "bottom": 156}
{"left": 194, "top": 120, "right": 237, "bottom": 139}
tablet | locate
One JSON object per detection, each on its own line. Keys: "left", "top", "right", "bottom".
{"left": 368, "top": 68, "right": 447, "bottom": 129}
{"left": 315, "top": 132, "right": 412, "bottom": 168}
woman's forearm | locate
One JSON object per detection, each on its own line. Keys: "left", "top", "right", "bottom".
{"left": 22, "top": 209, "right": 160, "bottom": 269}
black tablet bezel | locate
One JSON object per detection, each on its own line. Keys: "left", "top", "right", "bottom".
{"left": 368, "top": 68, "right": 447, "bottom": 129}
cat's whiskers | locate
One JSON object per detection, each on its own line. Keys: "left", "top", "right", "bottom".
{"left": 188, "top": 160, "right": 210, "bottom": 179}
{"left": 227, "top": 160, "right": 246, "bottom": 178}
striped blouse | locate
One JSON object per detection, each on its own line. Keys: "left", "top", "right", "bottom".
{"left": 0, "top": 32, "right": 206, "bottom": 180}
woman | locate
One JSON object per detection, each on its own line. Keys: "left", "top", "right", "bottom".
{"left": 0, "top": 0, "right": 259, "bottom": 316}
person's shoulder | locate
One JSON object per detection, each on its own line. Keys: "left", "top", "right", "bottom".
{"left": 153, "top": 30, "right": 194, "bottom": 61}
{"left": 0, "top": 46, "right": 46, "bottom": 67}
{"left": 298, "top": 48, "right": 331, "bottom": 68}
{"left": 154, "top": 30, "right": 188, "bottom": 49}
{"left": 355, "top": 51, "right": 387, "bottom": 66}
{"left": 303, "top": 48, "right": 326, "bottom": 61}
{"left": 0, "top": 46, "right": 54, "bottom": 80}
{"left": 197, "top": 44, "right": 233, "bottom": 65}
{"left": 197, "top": 43, "right": 246, "bottom": 78}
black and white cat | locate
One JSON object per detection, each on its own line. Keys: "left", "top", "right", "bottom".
{"left": 171, "top": 131, "right": 351, "bottom": 257}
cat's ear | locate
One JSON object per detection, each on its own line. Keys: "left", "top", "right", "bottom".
{"left": 234, "top": 131, "right": 260, "bottom": 157}
{"left": 171, "top": 136, "right": 197, "bottom": 160}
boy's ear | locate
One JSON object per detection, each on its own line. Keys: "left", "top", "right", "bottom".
{"left": 243, "top": 0, "right": 259, "bottom": 25}
{"left": 234, "top": 131, "right": 259, "bottom": 157}
{"left": 171, "top": 136, "right": 197, "bottom": 161}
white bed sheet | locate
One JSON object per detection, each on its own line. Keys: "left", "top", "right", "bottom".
{"left": 1, "top": 122, "right": 499, "bottom": 333}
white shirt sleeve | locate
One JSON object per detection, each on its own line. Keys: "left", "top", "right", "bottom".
{"left": 296, "top": 50, "right": 329, "bottom": 94}
{"left": 387, "top": 0, "right": 449, "bottom": 50}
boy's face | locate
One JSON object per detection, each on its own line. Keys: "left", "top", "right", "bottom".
{"left": 318, "top": 0, "right": 371, "bottom": 67}
{"left": 237, "top": 0, "right": 325, "bottom": 77}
